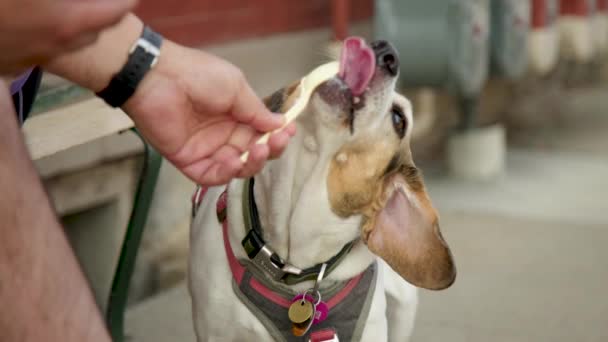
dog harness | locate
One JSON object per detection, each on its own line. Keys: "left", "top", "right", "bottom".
{"left": 192, "top": 184, "right": 378, "bottom": 342}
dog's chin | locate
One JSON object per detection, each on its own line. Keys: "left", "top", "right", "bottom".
{"left": 316, "top": 77, "right": 354, "bottom": 118}
{"left": 313, "top": 69, "right": 397, "bottom": 130}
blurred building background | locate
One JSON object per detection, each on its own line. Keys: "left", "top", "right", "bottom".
{"left": 24, "top": 0, "right": 608, "bottom": 341}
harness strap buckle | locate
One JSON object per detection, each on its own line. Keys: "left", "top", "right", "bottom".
{"left": 281, "top": 264, "right": 303, "bottom": 276}
{"left": 251, "top": 245, "right": 302, "bottom": 281}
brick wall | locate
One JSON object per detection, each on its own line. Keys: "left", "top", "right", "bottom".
{"left": 135, "top": 0, "right": 374, "bottom": 46}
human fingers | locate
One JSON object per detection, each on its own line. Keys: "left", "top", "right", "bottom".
{"left": 202, "top": 158, "right": 242, "bottom": 186}
{"left": 228, "top": 72, "right": 285, "bottom": 133}
{"left": 268, "top": 123, "right": 295, "bottom": 159}
{"left": 184, "top": 151, "right": 242, "bottom": 186}
{"left": 237, "top": 143, "right": 270, "bottom": 178}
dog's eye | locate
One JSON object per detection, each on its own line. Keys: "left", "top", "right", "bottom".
{"left": 391, "top": 105, "right": 407, "bottom": 138}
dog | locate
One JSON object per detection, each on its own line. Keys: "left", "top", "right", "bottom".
{"left": 189, "top": 37, "right": 456, "bottom": 342}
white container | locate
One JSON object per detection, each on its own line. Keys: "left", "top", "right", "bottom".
{"left": 447, "top": 124, "right": 506, "bottom": 181}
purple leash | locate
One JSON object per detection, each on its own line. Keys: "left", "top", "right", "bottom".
{"left": 9, "top": 68, "right": 42, "bottom": 124}
{"left": 9, "top": 69, "right": 33, "bottom": 95}
{"left": 9, "top": 69, "right": 33, "bottom": 123}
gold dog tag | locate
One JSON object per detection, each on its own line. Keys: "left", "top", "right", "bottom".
{"left": 289, "top": 299, "right": 315, "bottom": 337}
{"left": 288, "top": 300, "right": 313, "bottom": 324}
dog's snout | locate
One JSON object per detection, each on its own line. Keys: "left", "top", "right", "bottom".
{"left": 371, "top": 40, "right": 399, "bottom": 77}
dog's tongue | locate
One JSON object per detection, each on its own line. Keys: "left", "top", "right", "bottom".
{"left": 339, "top": 37, "right": 376, "bottom": 96}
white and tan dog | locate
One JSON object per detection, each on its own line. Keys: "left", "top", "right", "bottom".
{"left": 189, "top": 37, "right": 456, "bottom": 342}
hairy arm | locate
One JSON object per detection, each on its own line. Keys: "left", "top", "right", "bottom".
{"left": 0, "top": 10, "right": 291, "bottom": 340}
{"left": 0, "top": 82, "right": 110, "bottom": 342}
{"left": 46, "top": 14, "right": 294, "bottom": 186}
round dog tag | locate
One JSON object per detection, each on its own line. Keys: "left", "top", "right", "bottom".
{"left": 288, "top": 300, "right": 314, "bottom": 324}
{"left": 292, "top": 293, "right": 328, "bottom": 324}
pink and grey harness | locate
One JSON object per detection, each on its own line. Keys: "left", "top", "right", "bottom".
{"left": 192, "top": 182, "right": 377, "bottom": 342}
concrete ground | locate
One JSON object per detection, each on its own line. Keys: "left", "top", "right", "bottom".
{"left": 124, "top": 30, "right": 608, "bottom": 342}
{"left": 411, "top": 85, "right": 608, "bottom": 342}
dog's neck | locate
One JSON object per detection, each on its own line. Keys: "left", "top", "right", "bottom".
{"left": 227, "top": 114, "right": 375, "bottom": 288}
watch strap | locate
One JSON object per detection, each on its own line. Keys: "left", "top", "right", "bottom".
{"left": 96, "top": 26, "right": 163, "bottom": 108}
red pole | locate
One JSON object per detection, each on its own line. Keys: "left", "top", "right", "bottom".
{"left": 560, "top": 0, "right": 590, "bottom": 16}
{"left": 531, "top": 0, "right": 547, "bottom": 28}
{"left": 332, "top": 0, "right": 350, "bottom": 41}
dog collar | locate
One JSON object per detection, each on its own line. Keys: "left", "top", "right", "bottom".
{"left": 240, "top": 178, "right": 356, "bottom": 285}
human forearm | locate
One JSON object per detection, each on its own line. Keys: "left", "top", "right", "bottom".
{"left": 44, "top": 11, "right": 295, "bottom": 185}
{"left": 44, "top": 13, "right": 143, "bottom": 92}
{"left": 0, "top": 82, "right": 110, "bottom": 342}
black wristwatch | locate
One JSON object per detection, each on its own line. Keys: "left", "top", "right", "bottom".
{"left": 96, "top": 26, "right": 163, "bottom": 108}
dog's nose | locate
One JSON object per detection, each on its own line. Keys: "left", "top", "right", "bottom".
{"left": 371, "top": 40, "right": 399, "bottom": 76}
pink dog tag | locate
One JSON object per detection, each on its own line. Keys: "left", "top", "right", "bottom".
{"left": 291, "top": 294, "right": 328, "bottom": 324}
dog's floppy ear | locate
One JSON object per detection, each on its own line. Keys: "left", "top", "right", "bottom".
{"left": 363, "top": 165, "right": 456, "bottom": 290}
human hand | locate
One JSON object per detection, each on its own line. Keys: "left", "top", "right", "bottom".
{"left": 123, "top": 41, "right": 296, "bottom": 186}
{"left": 0, "top": 0, "right": 136, "bottom": 75}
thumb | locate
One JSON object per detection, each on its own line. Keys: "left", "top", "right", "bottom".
{"left": 230, "top": 77, "right": 285, "bottom": 133}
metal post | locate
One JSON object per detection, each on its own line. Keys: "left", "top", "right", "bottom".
{"left": 106, "top": 129, "right": 162, "bottom": 342}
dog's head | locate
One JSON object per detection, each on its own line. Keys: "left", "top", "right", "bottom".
{"left": 266, "top": 37, "right": 455, "bottom": 290}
